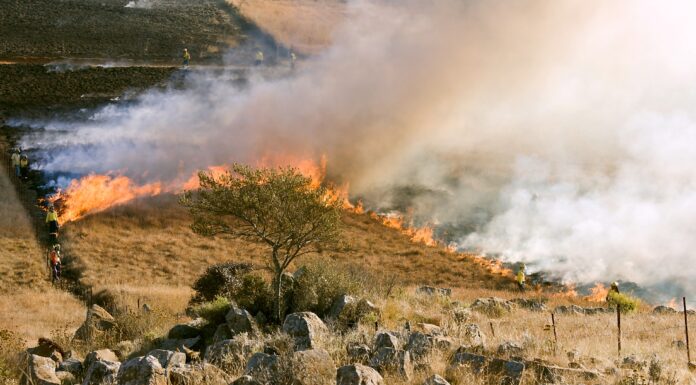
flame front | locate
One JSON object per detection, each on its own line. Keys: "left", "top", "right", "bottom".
{"left": 584, "top": 283, "right": 608, "bottom": 302}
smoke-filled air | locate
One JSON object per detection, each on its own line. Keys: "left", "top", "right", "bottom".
{"left": 20, "top": 0, "right": 696, "bottom": 298}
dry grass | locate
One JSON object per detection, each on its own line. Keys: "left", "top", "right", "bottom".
{"left": 0, "top": 159, "right": 84, "bottom": 347}
{"left": 228, "top": 0, "right": 347, "bottom": 54}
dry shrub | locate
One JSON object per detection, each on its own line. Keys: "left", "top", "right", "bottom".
{"left": 0, "top": 330, "right": 25, "bottom": 385}
{"left": 191, "top": 262, "right": 254, "bottom": 304}
{"left": 291, "top": 260, "right": 363, "bottom": 318}
{"left": 190, "top": 296, "right": 232, "bottom": 325}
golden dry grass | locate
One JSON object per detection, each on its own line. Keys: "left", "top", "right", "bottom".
{"left": 228, "top": 0, "right": 347, "bottom": 54}
{"left": 0, "top": 158, "right": 84, "bottom": 346}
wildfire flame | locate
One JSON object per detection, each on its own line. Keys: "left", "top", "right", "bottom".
{"left": 552, "top": 284, "right": 579, "bottom": 299}
{"left": 583, "top": 282, "right": 608, "bottom": 302}
{"left": 667, "top": 298, "right": 678, "bottom": 309}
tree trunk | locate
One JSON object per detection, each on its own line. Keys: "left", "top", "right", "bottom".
{"left": 274, "top": 267, "right": 283, "bottom": 323}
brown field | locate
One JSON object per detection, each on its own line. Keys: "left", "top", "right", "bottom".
{"left": 0, "top": 158, "right": 84, "bottom": 346}
{"left": 228, "top": 0, "right": 347, "bottom": 54}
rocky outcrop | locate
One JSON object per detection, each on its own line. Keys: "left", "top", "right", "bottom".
{"left": 83, "top": 359, "right": 121, "bottom": 385}
{"left": 461, "top": 324, "right": 486, "bottom": 352}
{"left": 20, "top": 354, "right": 60, "bottom": 385}
{"left": 205, "top": 338, "right": 253, "bottom": 371}
{"left": 290, "top": 348, "right": 336, "bottom": 385}
{"left": 58, "top": 358, "right": 83, "bottom": 379}
{"left": 470, "top": 297, "right": 513, "bottom": 315}
{"left": 416, "top": 286, "right": 452, "bottom": 297}
{"left": 169, "top": 364, "right": 230, "bottom": 385}
{"left": 282, "top": 312, "right": 328, "bottom": 350}
{"left": 147, "top": 349, "right": 186, "bottom": 370}
{"left": 83, "top": 349, "right": 119, "bottom": 374}
{"left": 336, "top": 364, "right": 385, "bottom": 385}
{"left": 497, "top": 341, "right": 524, "bottom": 358}
{"left": 244, "top": 353, "right": 280, "bottom": 384}
{"left": 368, "top": 347, "right": 413, "bottom": 380}
{"left": 373, "top": 332, "right": 400, "bottom": 350}
{"left": 226, "top": 306, "right": 258, "bottom": 336}
{"left": 347, "top": 343, "right": 371, "bottom": 364}
{"left": 116, "top": 355, "right": 166, "bottom": 385}
{"left": 74, "top": 305, "right": 117, "bottom": 342}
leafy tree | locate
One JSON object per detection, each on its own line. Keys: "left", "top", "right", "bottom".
{"left": 180, "top": 164, "right": 342, "bottom": 321}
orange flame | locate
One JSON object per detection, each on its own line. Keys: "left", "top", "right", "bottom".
{"left": 469, "top": 254, "right": 515, "bottom": 278}
{"left": 584, "top": 283, "right": 608, "bottom": 302}
{"left": 667, "top": 298, "right": 678, "bottom": 309}
{"left": 553, "top": 284, "right": 579, "bottom": 299}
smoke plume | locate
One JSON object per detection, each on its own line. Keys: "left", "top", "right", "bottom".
{"left": 20, "top": 0, "right": 696, "bottom": 298}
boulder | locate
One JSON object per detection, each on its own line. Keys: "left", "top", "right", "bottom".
{"left": 20, "top": 354, "right": 60, "bottom": 385}
{"left": 147, "top": 349, "right": 186, "bottom": 370}
{"left": 509, "top": 298, "right": 548, "bottom": 312}
{"left": 55, "top": 370, "right": 78, "bottom": 385}
{"left": 423, "top": 374, "right": 450, "bottom": 385}
{"left": 448, "top": 350, "right": 524, "bottom": 385}
{"left": 159, "top": 337, "right": 202, "bottom": 354}
{"left": 373, "top": 332, "right": 400, "bottom": 350}
{"left": 116, "top": 355, "right": 166, "bottom": 385}
{"left": 553, "top": 305, "right": 586, "bottom": 315}
{"left": 74, "top": 305, "right": 117, "bottom": 341}
{"left": 417, "top": 323, "right": 443, "bottom": 336}
{"left": 27, "top": 338, "right": 67, "bottom": 363}
{"left": 167, "top": 324, "right": 201, "bottom": 340}
{"left": 226, "top": 306, "right": 258, "bottom": 336}
{"left": 416, "top": 286, "right": 452, "bottom": 296}
{"left": 653, "top": 306, "right": 678, "bottom": 315}
{"left": 290, "top": 348, "right": 336, "bottom": 385}
{"left": 470, "top": 297, "right": 513, "bottom": 315}
{"left": 169, "top": 364, "right": 230, "bottom": 385}
{"left": 497, "top": 341, "right": 524, "bottom": 358}
{"left": 527, "top": 360, "right": 601, "bottom": 383}
{"left": 432, "top": 336, "right": 455, "bottom": 351}
{"left": 282, "top": 312, "right": 328, "bottom": 350}
{"left": 450, "top": 307, "right": 473, "bottom": 325}
{"left": 231, "top": 376, "right": 263, "bottom": 385}
{"left": 461, "top": 324, "right": 485, "bottom": 351}
{"left": 113, "top": 341, "right": 136, "bottom": 362}
{"left": 205, "top": 338, "right": 253, "bottom": 371}
{"left": 346, "top": 343, "right": 371, "bottom": 364}
{"left": 83, "top": 349, "right": 119, "bottom": 372}
{"left": 244, "top": 353, "right": 280, "bottom": 384}
{"left": 58, "top": 358, "right": 83, "bottom": 378}
{"left": 213, "top": 324, "right": 232, "bottom": 343}
{"left": 406, "top": 332, "right": 432, "bottom": 361}
{"left": 336, "top": 364, "right": 385, "bottom": 385}
{"left": 368, "top": 347, "right": 413, "bottom": 380}
{"left": 83, "top": 360, "right": 121, "bottom": 385}
{"left": 328, "top": 295, "right": 356, "bottom": 319}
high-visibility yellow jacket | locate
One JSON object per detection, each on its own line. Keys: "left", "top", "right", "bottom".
{"left": 516, "top": 270, "right": 526, "bottom": 284}
{"left": 10, "top": 153, "right": 20, "bottom": 166}
{"left": 256, "top": 51, "right": 264, "bottom": 61}
{"left": 20, "top": 158, "right": 28, "bottom": 167}
{"left": 46, "top": 211, "right": 58, "bottom": 223}
{"left": 183, "top": 51, "right": 191, "bottom": 60}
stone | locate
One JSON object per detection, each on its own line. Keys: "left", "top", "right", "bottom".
{"left": 213, "top": 324, "right": 232, "bottom": 343}
{"left": 470, "top": 297, "right": 513, "bottom": 315}
{"left": 74, "top": 305, "right": 117, "bottom": 341}
{"left": 27, "top": 338, "right": 67, "bottom": 363}
{"left": 159, "top": 337, "right": 202, "bottom": 353}
{"left": 497, "top": 341, "right": 524, "bottom": 358}
{"left": 373, "top": 332, "right": 400, "bottom": 350}
{"left": 416, "top": 286, "right": 452, "bottom": 297}
{"left": 83, "top": 360, "right": 121, "bottom": 385}
{"left": 116, "top": 355, "right": 166, "bottom": 385}
{"left": 231, "top": 376, "right": 263, "bottom": 385}
{"left": 167, "top": 324, "right": 201, "bottom": 340}
{"left": 620, "top": 354, "right": 647, "bottom": 370}
{"left": 83, "top": 349, "right": 120, "bottom": 372}
{"left": 451, "top": 307, "right": 473, "bottom": 325}
{"left": 347, "top": 343, "right": 372, "bottom": 364}
{"left": 290, "top": 348, "right": 336, "bottom": 385}
{"left": 20, "top": 354, "right": 60, "bottom": 385}
{"left": 113, "top": 341, "right": 136, "bottom": 362}
{"left": 55, "top": 370, "right": 78, "bottom": 385}
{"left": 553, "top": 305, "right": 586, "bottom": 315}
{"left": 406, "top": 332, "right": 432, "bottom": 361}
{"left": 146, "top": 349, "right": 186, "bottom": 370}
{"left": 653, "top": 306, "right": 678, "bottom": 315}
{"left": 368, "top": 347, "right": 413, "bottom": 380}
{"left": 336, "top": 364, "right": 385, "bottom": 385}
{"left": 169, "top": 364, "right": 230, "bottom": 385}
{"left": 432, "top": 336, "right": 454, "bottom": 351}
{"left": 244, "top": 353, "right": 280, "bottom": 384}
{"left": 423, "top": 374, "right": 450, "bottom": 385}
{"left": 417, "top": 323, "right": 443, "bottom": 336}
{"left": 448, "top": 349, "right": 524, "bottom": 385}
{"left": 461, "top": 324, "right": 486, "bottom": 351}
{"left": 58, "top": 358, "right": 83, "bottom": 378}
{"left": 328, "top": 295, "right": 356, "bottom": 319}
{"left": 204, "top": 338, "right": 253, "bottom": 370}
{"left": 226, "top": 306, "right": 258, "bottom": 336}
{"left": 509, "top": 298, "right": 548, "bottom": 312}
{"left": 527, "top": 361, "right": 602, "bottom": 383}
{"left": 282, "top": 312, "right": 328, "bottom": 350}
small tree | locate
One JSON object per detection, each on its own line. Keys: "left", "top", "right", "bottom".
{"left": 180, "top": 164, "right": 342, "bottom": 322}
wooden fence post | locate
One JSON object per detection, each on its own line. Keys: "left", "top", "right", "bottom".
{"left": 489, "top": 321, "right": 496, "bottom": 337}
{"left": 617, "top": 304, "right": 622, "bottom": 358}
{"left": 684, "top": 297, "right": 691, "bottom": 365}
{"left": 551, "top": 312, "right": 558, "bottom": 354}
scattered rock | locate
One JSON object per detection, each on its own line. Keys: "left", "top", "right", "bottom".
{"left": 231, "top": 375, "right": 263, "bottom": 385}
{"left": 167, "top": 324, "right": 201, "bottom": 340}
{"left": 368, "top": 347, "right": 413, "bottom": 380}
{"left": 147, "top": 349, "right": 186, "bottom": 370}
{"left": 347, "top": 343, "right": 371, "bottom": 364}
{"left": 653, "top": 306, "right": 678, "bottom": 315}
{"left": 55, "top": 370, "right": 78, "bottom": 385}
{"left": 290, "top": 348, "right": 336, "bottom": 385}
{"left": 20, "top": 354, "right": 60, "bottom": 385}
{"left": 406, "top": 332, "right": 432, "bottom": 361}
{"left": 416, "top": 286, "right": 451, "bottom": 297}
{"left": 423, "top": 374, "right": 450, "bottom": 385}
{"left": 84, "top": 349, "right": 120, "bottom": 372}
{"left": 448, "top": 349, "right": 524, "bottom": 385}
{"left": 113, "top": 341, "right": 136, "bottom": 362}
{"left": 226, "top": 306, "right": 258, "bottom": 337}
{"left": 510, "top": 298, "right": 548, "bottom": 312}
{"left": 336, "top": 364, "right": 385, "bottom": 385}
{"left": 373, "top": 332, "right": 400, "bottom": 350}
{"left": 432, "top": 336, "right": 455, "bottom": 351}
{"left": 417, "top": 323, "right": 443, "bottom": 336}
{"left": 553, "top": 305, "right": 586, "bottom": 315}
{"left": 620, "top": 355, "right": 647, "bottom": 370}
{"left": 212, "top": 324, "right": 233, "bottom": 343}
{"left": 461, "top": 324, "right": 485, "bottom": 351}
{"left": 169, "top": 363, "right": 230, "bottom": 385}
{"left": 527, "top": 361, "right": 601, "bottom": 383}
{"left": 58, "top": 358, "right": 83, "bottom": 379}
{"left": 584, "top": 307, "right": 615, "bottom": 315}
{"left": 74, "top": 305, "right": 117, "bottom": 341}
{"left": 205, "top": 338, "right": 253, "bottom": 370}
{"left": 83, "top": 360, "right": 121, "bottom": 385}
{"left": 116, "top": 355, "right": 166, "bottom": 385}
{"left": 244, "top": 353, "right": 280, "bottom": 384}
{"left": 328, "top": 295, "right": 356, "bottom": 319}
{"left": 470, "top": 297, "right": 513, "bottom": 315}
{"left": 282, "top": 312, "right": 328, "bottom": 350}
{"left": 497, "top": 341, "right": 524, "bottom": 358}
{"left": 27, "top": 338, "right": 67, "bottom": 363}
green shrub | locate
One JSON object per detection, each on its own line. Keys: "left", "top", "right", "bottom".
{"left": 190, "top": 262, "right": 253, "bottom": 304}
{"left": 191, "top": 296, "right": 232, "bottom": 325}
{"left": 233, "top": 274, "right": 273, "bottom": 316}
{"left": 291, "top": 260, "right": 362, "bottom": 318}
{"left": 607, "top": 291, "right": 639, "bottom": 313}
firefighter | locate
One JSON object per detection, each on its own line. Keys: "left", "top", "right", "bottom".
{"left": 182, "top": 48, "right": 191, "bottom": 67}
{"left": 516, "top": 263, "right": 526, "bottom": 292}
{"left": 10, "top": 148, "right": 20, "bottom": 177}
{"left": 46, "top": 204, "right": 59, "bottom": 235}
{"left": 290, "top": 50, "right": 297, "bottom": 69}
{"left": 606, "top": 281, "right": 620, "bottom": 302}
{"left": 49, "top": 244, "right": 61, "bottom": 283}
{"left": 19, "top": 154, "right": 29, "bottom": 179}
{"left": 255, "top": 50, "right": 264, "bottom": 66}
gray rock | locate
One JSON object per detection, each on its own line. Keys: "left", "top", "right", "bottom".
{"left": 461, "top": 324, "right": 485, "bottom": 351}
{"left": 290, "top": 348, "right": 335, "bottom": 385}
{"left": 167, "top": 324, "right": 201, "bottom": 340}
{"left": 620, "top": 354, "right": 647, "bottom": 370}
{"left": 509, "top": 298, "right": 548, "bottom": 312}
{"left": 347, "top": 343, "right": 371, "bottom": 364}
{"left": 169, "top": 364, "right": 230, "bottom": 385}
{"left": 423, "top": 374, "right": 450, "bottom": 385}
{"left": 432, "top": 336, "right": 454, "bottom": 351}
{"left": 470, "top": 297, "right": 513, "bottom": 315}
{"left": 231, "top": 376, "right": 263, "bottom": 385}
{"left": 244, "top": 353, "right": 280, "bottom": 384}
{"left": 528, "top": 361, "right": 601, "bottom": 383}
{"left": 282, "top": 312, "right": 328, "bottom": 350}
{"left": 74, "top": 305, "right": 117, "bottom": 342}
{"left": 226, "top": 306, "right": 257, "bottom": 336}
{"left": 55, "top": 370, "right": 78, "bottom": 385}
{"left": 146, "top": 349, "right": 186, "bottom": 370}
{"left": 448, "top": 349, "right": 524, "bottom": 385}
{"left": 116, "top": 355, "right": 166, "bottom": 385}
{"left": 20, "top": 354, "right": 60, "bottom": 385}
{"left": 204, "top": 338, "right": 253, "bottom": 371}
{"left": 417, "top": 323, "right": 443, "bottom": 336}
{"left": 83, "top": 349, "right": 119, "bottom": 373}
{"left": 553, "top": 305, "right": 586, "bottom": 315}
{"left": 212, "top": 324, "right": 232, "bottom": 343}
{"left": 653, "top": 305, "right": 678, "bottom": 315}
{"left": 416, "top": 286, "right": 452, "bottom": 297}
{"left": 328, "top": 295, "right": 356, "bottom": 319}
{"left": 336, "top": 364, "right": 385, "bottom": 385}
{"left": 497, "top": 341, "right": 524, "bottom": 358}
{"left": 373, "top": 332, "right": 400, "bottom": 350}
{"left": 82, "top": 360, "right": 120, "bottom": 385}
{"left": 406, "top": 332, "right": 432, "bottom": 361}
{"left": 58, "top": 358, "right": 83, "bottom": 379}
{"left": 368, "top": 347, "right": 413, "bottom": 380}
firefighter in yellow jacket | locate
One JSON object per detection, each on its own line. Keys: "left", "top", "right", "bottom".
{"left": 46, "top": 205, "right": 59, "bottom": 234}
{"left": 516, "top": 263, "right": 526, "bottom": 291}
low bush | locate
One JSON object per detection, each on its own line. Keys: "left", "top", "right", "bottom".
{"left": 234, "top": 273, "right": 273, "bottom": 316}
{"left": 0, "top": 329, "right": 24, "bottom": 385}
{"left": 190, "top": 262, "right": 254, "bottom": 304}
{"left": 607, "top": 291, "right": 640, "bottom": 313}
{"left": 191, "top": 296, "right": 232, "bottom": 325}
{"left": 291, "top": 260, "right": 362, "bottom": 318}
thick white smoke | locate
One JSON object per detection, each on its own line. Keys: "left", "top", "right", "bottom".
{"left": 21, "top": 0, "right": 696, "bottom": 297}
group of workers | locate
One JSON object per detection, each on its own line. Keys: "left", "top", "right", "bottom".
{"left": 10, "top": 148, "right": 30, "bottom": 180}
{"left": 515, "top": 263, "right": 621, "bottom": 303}
{"left": 181, "top": 47, "right": 297, "bottom": 68}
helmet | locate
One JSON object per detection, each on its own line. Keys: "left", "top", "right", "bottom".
{"left": 520, "top": 263, "right": 526, "bottom": 271}
{"left": 53, "top": 244, "right": 61, "bottom": 251}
